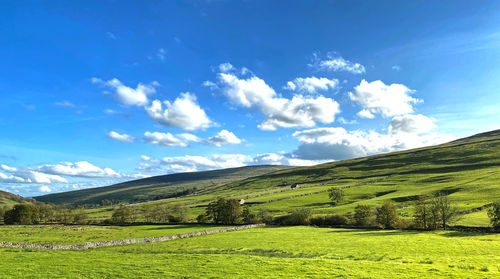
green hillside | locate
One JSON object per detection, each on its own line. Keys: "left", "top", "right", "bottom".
{"left": 35, "top": 165, "right": 293, "bottom": 205}
{"left": 0, "top": 190, "right": 29, "bottom": 206}
{"left": 130, "top": 129, "right": 500, "bottom": 226}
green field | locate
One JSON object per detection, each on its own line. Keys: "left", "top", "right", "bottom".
{"left": 1, "top": 226, "right": 499, "bottom": 278}
{"left": 0, "top": 224, "right": 230, "bottom": 245}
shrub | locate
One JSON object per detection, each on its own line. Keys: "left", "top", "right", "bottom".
{"left": 196, "top": 214, "right": 210, "bottom": 223}
{"left": 257, "top": 209, "right": 274, "bottom": 224}
{"left": 111, "top": 206, "right": 132, "bottom": 224}
{"left": 487, "top": 201, "right": 500, "bottom": 231}
{"left": 328, "top": 188, "right": 345, "bottom": 206}
{"left": 274, "top": 208, "right": 311, "bottom": 226}
{"left": 324, "top": 214, "right": 348, "bottom": 226}
{"left": 353, "top": 204, "right": 372, "bottom": 226}
{"left": 242, "top": 207, "right": 259, "bottom": 224}
{"left": 206, "top": 198, "right": 241, "bottom": 224}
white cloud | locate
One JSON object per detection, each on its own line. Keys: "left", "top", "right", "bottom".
{"left": 145, "top": 93, "right": 214, "bottom": 131}
{"left": 284, "top": 77, "right": 339, "bottom": 93}
{"left": 39, "top": 186, "right": 52, "bottom": 193}
{"left": 292, "top": 119, "right": 454, "bottom": 161}
{"left": 157, "top": 48, "right": 166, "bottom": 61}
{"left": 357, "top": 109, "right": 375, "bottom": 119}
{"left": 389, "top": 114, "right": 436, "bottom": 134}
{"left": 205, "top": 130, "right": 242, "bottom": 147}
{"left": 310, "top": 54, "right": 365, "bottom": 74}
{"left": 107, "top": 131, "right": 135, "bottom": 143}
{"left": 349, "top": 79, "right": 422, "bottom": 118}
{"left": 92, "top": 78, "right": 158, "bottom": 107}
{"left": 139, "top": 153, "right": 321, "bottom": 174}
{"left": 106, "top": 32, "right": 117, "bottom": 40}
{"left": 144, "top": 131, "right": 189, "bottom": 147}
{"left": 37, "top": 161, "right": 121, "bottom": 178}
{"left": 54, "top": 101, "right": 75, "bottom": 108}
{"left": 0, "top": 165, "right": 68, "bottom": 184}
{"left": 392, "top": 65, "right": 401, "bottom": 71}
{"left": 177, "top": 133, "right": 201, "bottom": 142}
{"left": 217, "top": 69, "right": 340, "bottom": 130}
{"left": 219, "top": 62, "right": 234, "bottom": 72}
{"left": 203, "top": 80, "right": 218, "bottom": 90}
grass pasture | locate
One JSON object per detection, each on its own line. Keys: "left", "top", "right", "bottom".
{"left": 1, "top": 226, "right": 499, "bottom": 278}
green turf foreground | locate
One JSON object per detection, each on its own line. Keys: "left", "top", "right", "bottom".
{"left": 1, "top": 226, "right": 499, "bottom": 278}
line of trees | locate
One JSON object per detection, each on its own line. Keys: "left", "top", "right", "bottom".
{"left": 0, "top": 203, "right": 89, "bottom": 225}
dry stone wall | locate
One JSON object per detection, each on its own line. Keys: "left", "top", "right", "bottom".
{"left": 0, "top": 224, "right": 264, "bottom": 250}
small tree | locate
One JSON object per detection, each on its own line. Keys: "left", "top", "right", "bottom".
{"left": 4, "top": 203, "right": 40, "bottom": 225}
{"left": 414, "top": 195, "right": 431, "bottom": 229}
{"left": 257, "top": 209, "right": 274, "bottom": 224}
{"left": 0, "top": 206, "right": 6, "bottom": 224}
{"left": 170, "top": 204, "right": 190, "bottom": 222}
{"left": 375, "top": 202, "right": 399, "bottom": 229}
{"left": 242, "top": 207, "right": 259, "bottom": 224}
{"left": 353, "top": 204, "right": 372, "bottom": 226}
{"left": 111, "top": 206, "right": 132, "bottom": 224}
{"left": 431, "top": 194, "right": 458, "bottom": 230}
{"left": 36, "top": 203, "right": 55, "bottom": 224}
{"left": 328, "top": 188, "right": 345, "bottom": 205}
{"left": 72, "top": 206, "right": 88, "bottom": 224}
{"left": 487, "top": 202, "right": 500, "bottom": 231}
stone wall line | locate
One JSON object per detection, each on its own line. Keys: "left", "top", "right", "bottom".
{"left": 0, "top": 224, "right": 264, "bottom": 251}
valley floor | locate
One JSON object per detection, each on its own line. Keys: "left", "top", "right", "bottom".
{"left": 0, "top": 225, "right": 499, "bottom": 278}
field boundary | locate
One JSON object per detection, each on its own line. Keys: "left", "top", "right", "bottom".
{"left": 0, "top": 224, "right": 264, "bottom": 250}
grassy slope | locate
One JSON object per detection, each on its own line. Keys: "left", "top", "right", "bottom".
{"left": 35, "top": 165, "right": 292, "bottom": 205}
{"left": 0, "top": 226, "right": 499, "bottom": 278}
{"left": 0, "top": 190, "right": 29, "bottom": 206}
{"left": 132, "top": 129, "right": 500, "bottom": 225}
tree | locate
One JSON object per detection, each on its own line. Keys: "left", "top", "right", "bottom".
{"left": 487, "top": 202, "right": 500, "bottom": 231}
{"left": 170, "top": 204, "right": 190, "bottom": 222}
{"left": 257, "top": 209, "right": 274, "bottom": 224}
{"left": 0, "top": 206, "right": 6, "bottom": 224}
{"left": 37, "top": 203, "right": 55, "bottom": 224}
{"left": 241, "top": 207, "right": 259, "bottom": 224}
{"left": 413, "top": 195, "right": 431, "bottom": 229}
{"left": 72, "top": 206, "right": 88, "bottom": 224}
{"left": 111, "top": 205, "right": 132, "bottom": 224}
{"left": 206, "top": 198, "right": 241, "bottom": 224}
{"left": 328, "top": 188, "right": 345, "bottom": 205}
{"left": 4, "top": 203, "right": 40, "bottom": 225}
{"left": 375, "top": 202, "right": 399, "bottom": 229}
{"left": 353, "top": 205, "right": 372, "bottom": 226}
{"left": 430, "top": 194, "right": 458, "bottom": 230}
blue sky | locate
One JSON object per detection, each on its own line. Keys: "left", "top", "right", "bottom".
{"left": 1, "top": 1, "right": 499, "bottom": 197}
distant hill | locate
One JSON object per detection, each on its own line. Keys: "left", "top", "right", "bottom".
{"left": 110, "top": 129, "right": 500, "bottom": 227}
{"left": 35, "top": 165, "right": 293, "bottom": 205}
{"left": 0, "top": 190, "right": 29, "bottom": 206}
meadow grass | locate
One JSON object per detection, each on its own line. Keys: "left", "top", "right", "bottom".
{"left": 0, "top": 224, "right": 229, "bottom": 245}
{"left": 0, "top": 226, "right": 499, "bottom": 278}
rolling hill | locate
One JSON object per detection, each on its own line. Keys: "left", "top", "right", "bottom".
{"left": 124, "top": 129, "right": 500, "bottom": 226}
{"left": 35, "top": 165, "right": 293, "bottom": 205}
{"left": 0, "top": 190, "right": 29, "bottom": 206}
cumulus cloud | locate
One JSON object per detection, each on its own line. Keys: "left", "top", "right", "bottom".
{"left": 0, "top": 164, "right": 68, "bottom": 184}
{"left": 139, "top": 153, "right": 321, "bottom": 174}
{"left": 310, "top": 54, "right": 365, "bottom": 74}
{"left": 216, "top": 67, "right": 340, "bottom": 130}
{"left": 291, "top": 117, "right": 454, "bottom": 161}
{"left": 144, "top": 131, "right": 190, "bottom": 147}
{"left": 92, "top": 78, "right": 158, "bottom": 107}
{"left": 37, "top": 161, "right": 121, "bottom": 178}
{"left": 145, "top": 93, "right": 214, "bottom": 131}
{"left": 284, "top": 77, "right": 339, "bottom": 93}
{"left": 349, "top": 79, "right": 421, "bottom": 118}
{"left": 388, "top": 114, "right": 435, "bottom": 134}
{"left": 205, "top": 130, "right": 242, "bottom": 147}
{"left": 107, "top": 131, "right": 135, "bottom": 142}
{"left": 39, "top": 186, "right": 52, "bottom": 193}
